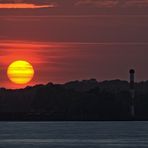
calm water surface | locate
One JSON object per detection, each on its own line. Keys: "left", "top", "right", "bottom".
{"left": 0, "top": 121, "right": 148, "bottom": 148}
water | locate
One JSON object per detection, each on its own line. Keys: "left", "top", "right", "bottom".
{"left": 0, "top": 121, "right": 148, "bottom": 148}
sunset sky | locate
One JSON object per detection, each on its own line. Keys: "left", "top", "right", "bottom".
{"left": 1, "top": 0, "right": 148, "bottom": 88}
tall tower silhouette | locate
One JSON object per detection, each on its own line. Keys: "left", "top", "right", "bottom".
{"left": 129, "top": 69, "right": 135, "bottom": 118}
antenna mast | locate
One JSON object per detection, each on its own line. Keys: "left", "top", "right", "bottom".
{"left": 129, "top": 69, "right": 135, "bottom": 118}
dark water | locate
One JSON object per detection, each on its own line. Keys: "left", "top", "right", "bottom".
{"left": 0, "top": 121, "right": 148, "bottom": 148}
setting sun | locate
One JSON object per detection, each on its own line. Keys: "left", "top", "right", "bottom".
{"left": 7, "top": 60, "right": 34, "bottom": 85}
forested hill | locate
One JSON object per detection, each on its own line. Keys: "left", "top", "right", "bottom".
{"left": 0, "top": 79, "right": 148, "bottom": 121}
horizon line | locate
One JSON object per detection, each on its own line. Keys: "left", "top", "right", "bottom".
{"left": 1, "top": 78, "right": 148, "bottom": 90}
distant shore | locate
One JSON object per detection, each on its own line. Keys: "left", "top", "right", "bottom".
{"left": 0, "top": 79, "right": 148, "bottom": 121}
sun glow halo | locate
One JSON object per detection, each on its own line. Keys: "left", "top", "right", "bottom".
{"left": 7, "top": 60, "right": 34, "bottom": 85}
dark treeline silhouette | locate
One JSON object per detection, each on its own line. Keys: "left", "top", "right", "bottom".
{"left": 0, "top": 79, "right": 148, "bottom": 121}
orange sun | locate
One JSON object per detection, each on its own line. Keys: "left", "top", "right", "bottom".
{"left": 7, "top": 60, "right": 34, "bottom": 85}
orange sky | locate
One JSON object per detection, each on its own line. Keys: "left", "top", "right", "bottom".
{"left": 1, "top": 0, "right": 148, "bottom": 88}
{"left": 1, "top": 40, "right": 148, "bottom": 89}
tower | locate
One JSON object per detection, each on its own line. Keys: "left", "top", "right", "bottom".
{"left": 129, "top": 69, "right": 135, "bottom": 118}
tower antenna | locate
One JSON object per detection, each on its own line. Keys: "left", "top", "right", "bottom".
{"left": 129, "top": 69, "right": 135, "bottom": 118}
